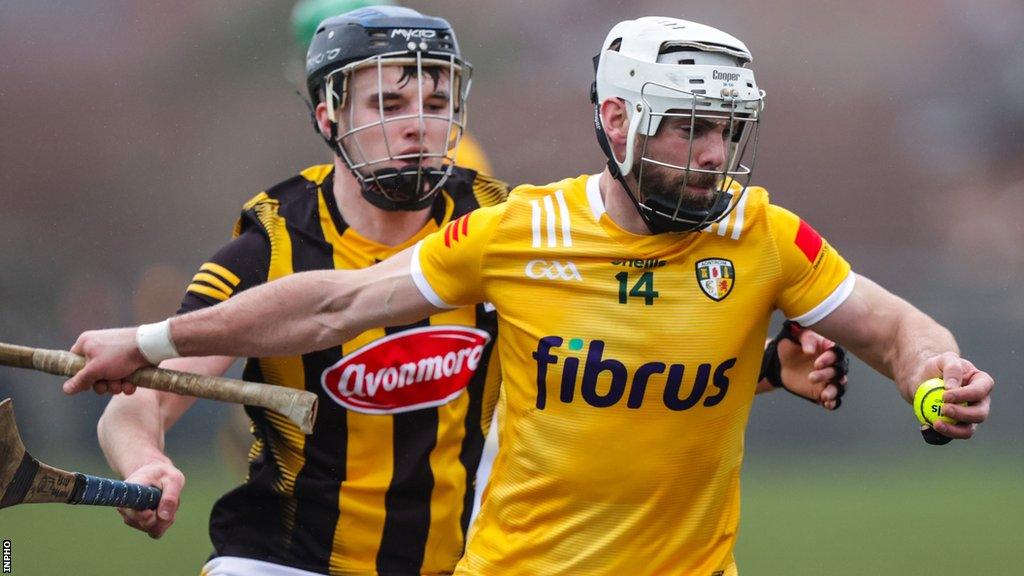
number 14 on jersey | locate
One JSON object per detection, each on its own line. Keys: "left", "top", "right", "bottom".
{"left": 615, "top": 271, "right": 659, "bottom": 305}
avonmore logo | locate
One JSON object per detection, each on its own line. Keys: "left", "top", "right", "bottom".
{"left": 525, "top": 260, "right": 582, "bottom": 281}
{"left": 532, "top": 336, "right": 736, "bottom": 410}
{"left": 321, "top": 326, "right": 491, "bottom": 414}
{"left": 391, "top": 28, "right": 437, "bottom": 40}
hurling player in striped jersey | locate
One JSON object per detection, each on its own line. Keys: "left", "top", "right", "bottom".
{"left": 91, "top": 7, "right": 509, "bottom": 576}
{"left": 66, "top": 14, "right": 880, "bottom": 576}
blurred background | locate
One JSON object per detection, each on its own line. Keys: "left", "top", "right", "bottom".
{"left": 1, "top": 0, "right": 1021, "bottom": 574}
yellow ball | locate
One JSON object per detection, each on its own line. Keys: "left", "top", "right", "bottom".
{"left": 913, "top": 378, "right": 961, "bottom": 426}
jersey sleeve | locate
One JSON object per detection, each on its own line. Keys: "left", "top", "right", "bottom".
{"left": 411, "top": 203, "right": 506, "bottom": 308}
{"left": 768, "top": 204, "right": 855, "bottom": 324}
{"left": 177, "top": 208, "right": 271, "bottom": 315}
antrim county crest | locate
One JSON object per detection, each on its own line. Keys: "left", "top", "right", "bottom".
{"left": 695, "top": 258, "right": 735, "bottom": 301}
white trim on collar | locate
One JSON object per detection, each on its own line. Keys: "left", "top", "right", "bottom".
{"left": 585, "top": 173, "right": 606, "bottom": 222}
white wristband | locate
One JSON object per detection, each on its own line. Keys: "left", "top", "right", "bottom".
{"left": 136, "top": 320, "right": 180, "bottom": 365}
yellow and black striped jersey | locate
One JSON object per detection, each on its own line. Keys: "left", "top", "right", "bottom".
{"left": 179, "top": 165, "right": 509, "bottom": 576}
{"left": 412, "top": 173, "right": 853, "bottom": 575}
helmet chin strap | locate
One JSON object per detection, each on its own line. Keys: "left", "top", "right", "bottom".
{"left": 590, "top": 80, "right": 651, "bottom": 231}
{"left": 638, "top": 190, "right": 733, "bottom": 233}
{"left": 357, "top": 166, "right": 444, "bottom": 211}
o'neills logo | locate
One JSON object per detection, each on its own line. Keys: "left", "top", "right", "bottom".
{"left": 321, "top": 326, "right": 491, "bottom": 414}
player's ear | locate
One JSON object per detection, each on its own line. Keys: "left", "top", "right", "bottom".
{"left": 599, "top": 98, "right": 629, "bottom": 148}
{"left": 314, "top": 102, "right": 334, "bottom": 137}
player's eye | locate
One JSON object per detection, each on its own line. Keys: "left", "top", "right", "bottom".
{"left": 423, "top": 94, "right": 450, "bottom": 112}
{"left": 680, "top": 124, "right": 713, "bottom": 139}
{"left": 676, "top": 124, "right": 695, "bottom": 138}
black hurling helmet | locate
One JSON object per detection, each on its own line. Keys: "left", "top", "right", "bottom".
{"left": 306, "top": 6, "right": 471, "bottom": 210}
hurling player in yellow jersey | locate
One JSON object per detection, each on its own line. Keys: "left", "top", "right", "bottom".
{"left": 61, "top": 15, "right": 994, "bottom": 576}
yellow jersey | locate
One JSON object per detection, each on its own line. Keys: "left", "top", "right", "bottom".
{"left": 412, "top": 173, "right": 853, "bottom": 575}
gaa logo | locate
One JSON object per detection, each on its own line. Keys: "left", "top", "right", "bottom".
{"left": 321, "top": 326, "right": 491, "bottom": 414}
{"left": 524, "top": 260, "right": 582, "bottom": 281}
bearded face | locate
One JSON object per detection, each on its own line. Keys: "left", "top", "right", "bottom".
{"left": 633, "top": 155, "right": 721, "bottom": 211}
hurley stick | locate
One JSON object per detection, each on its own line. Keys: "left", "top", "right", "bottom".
{"left": 0, "top": 342, "right": 317, "bottom": 434}
{"left": 0, "top": 398, "right": 160, "bottom": 510}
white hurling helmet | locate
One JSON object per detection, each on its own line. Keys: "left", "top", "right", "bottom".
{"left": 593, "top": 17, "right": 765, "bottom": 233}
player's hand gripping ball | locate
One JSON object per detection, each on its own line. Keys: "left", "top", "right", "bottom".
{"left": 913, "top": 378, "right": 966, "bottom": 426}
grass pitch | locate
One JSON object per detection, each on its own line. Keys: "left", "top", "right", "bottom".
{"left": 1, "top": 450, "right": 1020, "bottom": 575}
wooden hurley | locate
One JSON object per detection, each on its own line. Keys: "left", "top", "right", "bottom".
{"left": 0, "top": 398, "right": 161, "bottom": 510}
{"left": 0, "top": 342, "right": 317, "bottom": 434}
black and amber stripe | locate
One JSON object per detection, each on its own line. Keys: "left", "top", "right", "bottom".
{"left": 186, "top": 262, "right": 240, "bottom": 302}
{"left": 205, "top": 165, "right": 504, "bottom": 575}
{"left": 469, "top": 172, "right": 509, "bottom": 207}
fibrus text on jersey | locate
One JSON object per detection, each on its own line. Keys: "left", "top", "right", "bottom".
{"left": 533, "top": 336, "right": 736, "bottom": 410}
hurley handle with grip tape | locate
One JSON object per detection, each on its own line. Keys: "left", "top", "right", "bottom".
{"left": 1, "top": 398, "right": 161, "bottom": 512}
{"left": 69, "top": 474, "right": 161, "bottom": 510}
{"left": 0, "top": 342, "right": 317, "bottom": 434}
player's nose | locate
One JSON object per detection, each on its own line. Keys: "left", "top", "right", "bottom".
{"left": 694, "top": 133, "right": 727, "bottom": 171}
{"left": 396, "top": 113, "right": 425, "bottom": 142}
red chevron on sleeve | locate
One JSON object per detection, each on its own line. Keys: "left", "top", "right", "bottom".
{"left": 444, "top": 214, "right": 471, "bottom": 247}
{"left": 794, "top": 219, "right": 823, "bottom": 263}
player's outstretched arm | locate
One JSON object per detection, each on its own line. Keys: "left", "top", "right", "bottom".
{"left": 97, "top": 355, "right": 233, "bottom": 538}
{"left": 809, "top": 275, "right": 993, "bottom": 440}
{"left": 64, "top": 248, "right": 441, "bottom": 394}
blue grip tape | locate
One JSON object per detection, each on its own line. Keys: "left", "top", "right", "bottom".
{"left": 70, "top": 474, "right": 161, "bottom": 510}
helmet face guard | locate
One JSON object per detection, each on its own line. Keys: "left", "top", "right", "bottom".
{"left": 593, "top": 17, "right": 766, "bottom": 233}
{"left": 324, "top": 51, "right": 471, "bottom": 210}
{"left": 632, "top": 80, "right": 764, "bottom": 232}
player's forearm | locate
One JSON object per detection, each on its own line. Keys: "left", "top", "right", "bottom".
{"left": 98, "top": 357, "right": 227, "bottom": 477}
{"left": 850, "top": 298, "right": 957, "bottom": 401}
{"left": 887, "top": 308, "right": 958, "bottom": 401}
{"left": 815, "top": 276, "right": 957, "bottom": 402}
{"left": 169, "top": 270, "right": 362, "bottom": 358}
{"left": 98, "top": 390, "right": 171, "bottom": 478}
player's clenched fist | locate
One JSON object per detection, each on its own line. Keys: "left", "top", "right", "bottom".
{"left": 761, "top": 321, "right": 850, "bottom": 410}
{"left": 117, "top": 459, "right": 186, "bottom": 539}
{"left": 778, "top": 331, "right": 848, "bottom": 410}
{"left": 63, "top": 327, "right": 149, "bottom": 395}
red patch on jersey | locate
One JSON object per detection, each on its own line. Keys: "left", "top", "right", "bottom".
{"left": 794, "top": 220, "right": 824, "bottom": 263}
{"left": 443, "top": 214, "right": 471, "bottom": 247}
{"left": 321, "top": 326, "right": 492, "bottom": 414}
